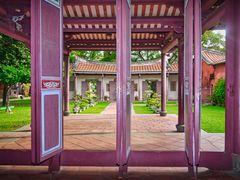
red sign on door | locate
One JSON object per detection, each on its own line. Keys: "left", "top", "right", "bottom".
{"left": 42, "top": 80, "right": 61, "bottom": 89}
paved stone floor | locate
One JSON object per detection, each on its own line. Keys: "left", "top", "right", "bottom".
{"left": 0, "top": 166, "right": 239, "bottom": 180}
{"left": 0, "top": 103, "right": 224, "bottom": 151}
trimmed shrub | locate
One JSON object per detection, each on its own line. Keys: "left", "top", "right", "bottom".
{"left": 210, "top": 79, "right": 225, "bottom": 106}
{"left": 73, "top": 91, "right": 98, "bottom": 113}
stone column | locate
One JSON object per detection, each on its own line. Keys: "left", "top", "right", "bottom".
{"left": 101, "top": 74, "right": 104, "bottom": 101}
{"left": 160, "top": 53, "right": 167, "bottom": 116}
{"left": 64, "top": 53, "right": 70, "bottom": 116}
{"left": 176, "top": 38, "right": 184, "bottom": 132}
{"left": 138, "top": 74, "right": 141, "bottom": 101}
{"left": 74, "top": 74, "right": 78, "bottom": 96}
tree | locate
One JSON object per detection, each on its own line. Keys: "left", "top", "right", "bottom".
{"left": 202, "top": 30, "right": 225, "bottom": 52}
{"left": 0, "top": 34, "right": 30, "bottom": 111}
{"left": 70, "top": 50, "right": 160, "bottom": 63}
{"left": 211, "top": 79, "right": 225, "bottom": 106}
{"left": 167, "top": 30, "right": 226, "bottom": 65}
{"left": 131, "top": 51, "right": 160, "bottom": 62}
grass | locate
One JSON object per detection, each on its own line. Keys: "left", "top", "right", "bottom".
{"left": 0, "top": 99, "right": 225, "bottom": 133}
{"left": 70, "top": 101, "right": 110, "bottom": 114}
{"left": 133, "top": 105, "right": 155, "bottom": 114}
{"left": 201, "top": 105, "right": 225, "bottom": 133}
{"left": 133, "top": 102, "right": 225, "bottom": 133}
{"left": 133, "top": 101, "right": 146, "bottom": 104}
{"left": 0, "top": 99, "right": 31, "bottom": 132}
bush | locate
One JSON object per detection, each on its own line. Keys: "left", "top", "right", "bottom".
{"left": 23, "top": 83, "right": 31, "bottom": 97}
{"left": 144, "top": 90, "right": 161, "bottom": 113}
{"left": 72, "top": 91, "right": 98, "bottom": 113}
{"left": 211, "top": 79, "right": 225, "bottom": 106}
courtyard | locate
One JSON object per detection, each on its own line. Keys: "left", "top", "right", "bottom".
{"left": 0, "top": 101, "right": 224, "bottom": 152}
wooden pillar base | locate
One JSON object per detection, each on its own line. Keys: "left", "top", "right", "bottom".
{"left": 48, "top": 154, "right": 61, "bottom": 173}
{"left": 188, "top": 165, "right": 198, "bottom": 177}
{"left": 160, "top": 111, "right": 167, "bottom": 116}
{"left": 176, "top": 124, "right": 184, "bottom": 132}
{"left": 118, "top": 164, "right": 128, "bottom": 178}
{"left": 64, "top": 111, "right": 70, "bottom": 116}
{"left": 232, "top": 154, "right": 240, "bottom": 173}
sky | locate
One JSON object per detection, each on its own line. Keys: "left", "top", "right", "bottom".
{"left": 213, "top": 30, "right": 226, "bottom": 37}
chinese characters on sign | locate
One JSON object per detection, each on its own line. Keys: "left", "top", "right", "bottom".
{"left": 42, "top": 80, "right": 61, "bottom": 89}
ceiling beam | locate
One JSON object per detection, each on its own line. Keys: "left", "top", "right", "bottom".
{"left": 0, "top": 5, "right": 7, "bottom": 16}
{"left": 64, "top": 17, "right": 183, "bottom": 25}
{"left": 69, "top": 46, "right": 161, "bottom": 51}
{"left": 202, "top": 2, "right": 225, "bottom": 32}
{"left": 66, "top": 39, "right": 164, "bottom": 44}
{"left": 202, "top": 0, "right": 218, "bottom": 14}
{"left": 64, "top": 27, "right": 183, "bottom": 33}
{"left": 0, "top": 20, "right": 30, "bottom": 45}
{"left": 64, "top": 0, "right": 183, "bottom": 6}
{"left": 162, "top": 38, "right": 178, "bottom": 53}
{"left": 68, "top": 44, "right": 161, "bottom": 51}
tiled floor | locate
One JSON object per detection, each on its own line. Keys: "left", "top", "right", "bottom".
{"left": 0, "top": 166, "right": 238, "bottom": 180}
{"left": 0, "top": 103, "right": 225, "bottom": 152}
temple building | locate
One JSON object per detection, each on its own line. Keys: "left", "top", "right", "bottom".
{"left": 70, "top": 49, "right": 225, "bottom": 102}
{"left": 70, "top": 59, "right": 178, "bottom": 101}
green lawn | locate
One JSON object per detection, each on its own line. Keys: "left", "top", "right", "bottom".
{"left": 133, "top": 103, "right": 225, "bottom": 133}
{"left": 0, "top": 99, "right": 225, "bottom": 133}
{"left": 201, "top": 105, "right": 225, "bottom": 133}
{"left": 0, "top": 99, "right": 31, "bottom": 132}
{"left": 69, "top": 101, "right": 110, "bottom": 114}
{"left": 133, "top": 105, "right": 155, "bottom": 114}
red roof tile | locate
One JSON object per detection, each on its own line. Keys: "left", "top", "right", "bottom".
{"left": 202, "top": 50, "right": 225, "bottom": 65}
{"left": 74, "top": 60, "right": 178, "bottom": 74}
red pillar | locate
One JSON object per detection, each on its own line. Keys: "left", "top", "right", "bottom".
{"left": 160, "top": 53, "right": 167, "bottom": 116}
{"left": 184, "top": 0, "right": 201, "bottom": 173}
{"left": 64, "top": 54, "right": 70, "bottom": 116}
{"left": 176, "top": 37, "right": 184, "bottom": 132}
{"left": 226, "top": 0, "right": 240, "bottom": 171}
{"left": 116, "top": 0, "right": 131, "bottom": 176}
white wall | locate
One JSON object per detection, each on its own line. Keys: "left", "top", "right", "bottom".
{"left": 168, "top": 74, "right": 178, "bottom": 100}
{"left": 70, "top": 74, "right": 178, "bottom": 101}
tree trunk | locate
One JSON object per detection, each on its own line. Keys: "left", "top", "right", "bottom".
{"left": 2, "top": 85, "right": 8, "bottom": 107}
{"left": 5, "top": 86, "right": 12, "bottom": 113}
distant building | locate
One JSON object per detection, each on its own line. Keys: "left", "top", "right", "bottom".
{"left": 201, "top": 50, "right": 225, "bottom": 103}
{"left": 69, "top": 50, "right": 225, "bottom": 103}
{"left": 70, "top": 59, "right": 178, "bottom": 101}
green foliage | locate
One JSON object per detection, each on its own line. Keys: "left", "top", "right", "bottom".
{"left": 144, "top": 90, "right": 161, "bottom": 113}
{"left": 210, "top": 79, "right": 225, "bottom": 106}
{"left": 69, "top": 50, "right": 160, "bottom": 63}
{"left": 0, "top": 34, "right": 30, "bottom": 85}
{"left": 202, "top": 30, "right": 225, "bottom": 52}
{"left": 168, "top": 30, "right": 226, "bottom": 65}
{"left": 0, "top": 34, "right": 30, "bottom": 108}
{"left": 72, "top": 91, "right": 98, "bottom": 114}
{"left": 131, "top": 51, "right": 160, "bottom": 62}
{"left": 22, "top": 83, "right": 31, "bottom": 97}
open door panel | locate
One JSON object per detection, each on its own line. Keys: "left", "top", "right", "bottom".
{"left": 31, "top": 0, "right": 63, "bottom": 164}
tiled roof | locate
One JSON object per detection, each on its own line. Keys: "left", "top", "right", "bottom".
{"left": 74, "top": 60, "right": 178, "bottom": 74}
{"left": 202, "top": 49, "right": 225, "bottom": 65}
{"left": 73, "top": 50, "right": 225, "bottom": 74}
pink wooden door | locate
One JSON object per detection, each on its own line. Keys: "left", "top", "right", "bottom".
{"left": 116, "top": 0, "right": 131, "bottom": 171}
{"left": 31, "top": 0, "right": 63, "bottom": 163}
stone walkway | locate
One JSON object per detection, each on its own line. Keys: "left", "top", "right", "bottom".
{"left": 101, "top": 102, "right": 116, "bottom": 114}
{"left": 0, "top": 103, "right": 224, "bottom": 152}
